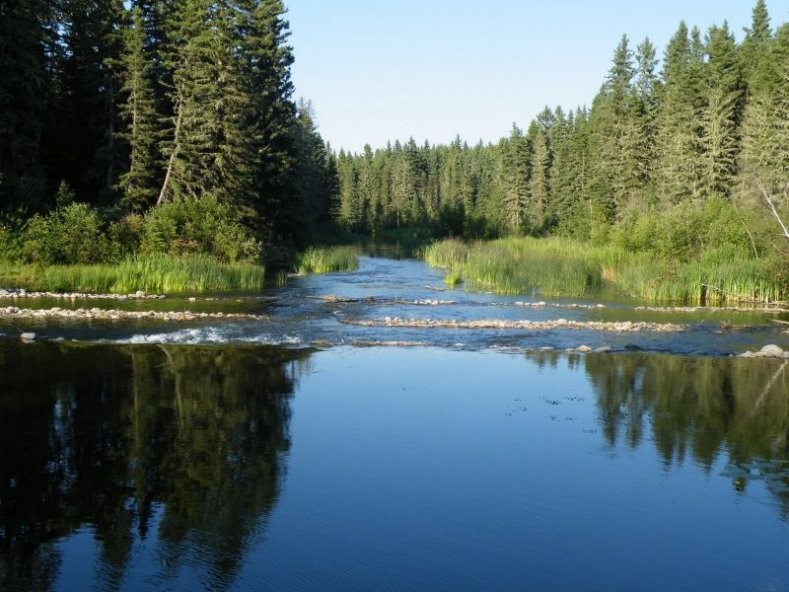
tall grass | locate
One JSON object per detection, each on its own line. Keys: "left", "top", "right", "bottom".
{"left": 424, "top": 237, "right": 788, "bottom": 303}
{"left": 0, "top": 254, "right": 265, "bottom": 293}
{"left": 296, "top": 246, "right": 359, "bottom": 274}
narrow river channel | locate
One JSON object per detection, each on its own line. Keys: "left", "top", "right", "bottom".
{"left": 1, "top": 256, "right": 787, "bottom": 591}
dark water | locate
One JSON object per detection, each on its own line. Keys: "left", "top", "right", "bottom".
{"left": 1, "top": 257, "right": 788, "bottom": 591}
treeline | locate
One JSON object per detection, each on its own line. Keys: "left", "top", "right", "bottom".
{"left": 335, "top": 1, "right": 788, "bottom": 263}
{"left": 0, "top": 0, "right": 337, "bottom": 265}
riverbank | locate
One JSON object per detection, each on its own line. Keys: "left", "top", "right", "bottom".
{"left": 423, "top": 237, "right": 788, "bottom": 304}
{"left": 0, "top": 254, "right": 266, "bottom": 294}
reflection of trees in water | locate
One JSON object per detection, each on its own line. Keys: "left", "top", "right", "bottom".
{"left": 0, "top": 341, "right": 311, "bottom": 591}
{"left": 582, "top": 353, "right": 789, "bottom": 517}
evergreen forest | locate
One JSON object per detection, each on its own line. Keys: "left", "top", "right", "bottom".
{"left": 334, "top": 1, "right": 789, "bottom": 299}
{"left": 0, "top": 0, "right": 787, "bottom": 298}
{"left": 0, "top": 0, "right": 336, "bottom": 268}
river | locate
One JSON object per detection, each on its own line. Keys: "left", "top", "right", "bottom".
{"left": 1, "top": 256, "right": 788, "bottom": 591}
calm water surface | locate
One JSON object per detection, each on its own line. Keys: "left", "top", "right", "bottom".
{"left": 1, "top": 256, "right": 788, "bottom": 591}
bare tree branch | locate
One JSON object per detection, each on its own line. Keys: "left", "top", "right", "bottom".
{"left": 755, "top": 178, "right": 789, "bottom": 241}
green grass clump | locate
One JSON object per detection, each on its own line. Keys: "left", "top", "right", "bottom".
{"left": 0, "top": 254, "right": 265, "bottom": 294}
{"left": 423, "top": 237, "right": 788, "bottom": 303}
{"left": 295, "top": 246, "right": 360, "bottom": 274}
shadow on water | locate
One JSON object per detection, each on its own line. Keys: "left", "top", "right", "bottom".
{"left": 0, "top": 341, "right": 312, "bottom": 592}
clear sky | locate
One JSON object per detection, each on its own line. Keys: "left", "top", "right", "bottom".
{"left": 285, "top": 1, "right": 785, "bottom": 154}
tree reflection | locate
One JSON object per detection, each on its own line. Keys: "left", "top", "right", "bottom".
{"left": 0, "top": 341, "right": 311, "bottom": 591}
{"left": 583, "top": 353, "right": 789, "bottom": 515}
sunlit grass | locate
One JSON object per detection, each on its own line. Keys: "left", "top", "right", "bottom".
{"left": 424, "top": 237, "right": 787, "bottom": 303}
{"left": 0, "top": 254, "right": 265, "bottom": 294}
{"left": 295, "top": 246, "right": 360, "bottom": 274}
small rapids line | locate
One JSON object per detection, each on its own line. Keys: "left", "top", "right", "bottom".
{"left": 310, "top": 295, "right": 608, "bottom": 309}
{"left": 340, "top": 317, "right": 686, "bottom": 332}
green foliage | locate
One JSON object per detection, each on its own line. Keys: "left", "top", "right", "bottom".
{"left": 140, "top": 196, "right": 260, "bottom": 263}
{"left": 107, "top": 213, "right": 145, "bottom": 260}
{"left": 295, "top": 246, "right": 360, "bottom": 274}
{"left": 0, "top": 224, "right": 19, "bottom": 263}
{"left": 20, "top": 203, "right": 109, "bottom": 265}
{"left": 424, "top": 236, "right": 787, "bottom": 303}
{"left": 0, "top": 254, "right": 265, "bottom": 294}
{"left": 613, "top": 197, "right": 760, "bottom": 260}
{"left": 55, "top": 181, "right": 76, "bottom": 208}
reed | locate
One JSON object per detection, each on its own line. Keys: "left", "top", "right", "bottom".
{"left": 295, "top": 246, "right": 360, "bottom": 274}
{"left": 0, "top": 254, "right": 265, "bottom": 294}
{"left": 423, "top": 237, "right": 788, "bottom": 303}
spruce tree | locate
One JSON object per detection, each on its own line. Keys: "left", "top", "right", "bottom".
{"left": 241, "top": 0, "right": 297, "bottom": 242}
{"left": 527, "top": 110, "right": 553, "bottom": 232}
{"left": 503, "top": 125, "right": 530, "bottom": 235}
{"left": 702, "top": 23, "right": 744, "bottom": 198}
{"left": 590, "top": 35, "right": 639, "bottom": 217}
{"left": 740, "top": 23, "right": 789, "bottom": 194}
{"left": 0, "top": 0, "right": 56, "bottom": 214}
{"left": 740, "top": 0, "right": 772, "bottom": 90}
{"left": 46, "top": 0, "right": 125, "bottom": 206}
{"left": 655, "top": 23, "right": 707, "bottom": 203}
{"left": 116, "top": 6, "right": 163, "bottom": 212}
{"left": 632, "top": 38, "right": 659, "bottom": 197}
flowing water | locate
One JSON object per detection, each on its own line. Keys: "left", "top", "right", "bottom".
{"left": 1, "top": 256, "right": 788, "bottom": 591}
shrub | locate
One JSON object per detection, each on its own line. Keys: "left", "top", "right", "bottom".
{"left": 0, "top": 224, "right": 19, "bottom": 263}
{"left": 20, "top": 203, "right": 108, "bottom": 265}
{"left": 107, "top": 213, "right": 145, "bottom": 261}
{"left": 141, "top": 196, "right": 260, "bottom": 263}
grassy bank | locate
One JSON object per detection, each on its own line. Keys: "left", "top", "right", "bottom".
{"left": 295, "top": 246, "right": 360, "bottom": 274}
{"left": 423, "top": 237, "right": 787, "bottom": 304}
{"left": 0, "top": 254, "right": 266, "bottom": 294}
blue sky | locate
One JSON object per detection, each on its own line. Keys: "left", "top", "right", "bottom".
{"left": 286, "top": 1, "right": 785, "bottom": 153}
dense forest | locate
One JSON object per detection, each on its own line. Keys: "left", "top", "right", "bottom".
{"left": 0, "top": 0, "right": 337, "bottom": 266}
{"left": 335, "top": 1, "right": 788, "bottom": 272}
{"left": 0, "top": 0, "right": 787, "bottom": 284}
